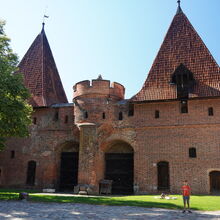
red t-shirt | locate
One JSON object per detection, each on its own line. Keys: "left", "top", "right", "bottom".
{"left": 182, "top": 185, "right": 191, "bottom": 196}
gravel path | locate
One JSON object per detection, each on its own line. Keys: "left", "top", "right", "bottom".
{"left": 0, "top": 201, "right": 219, "bottom": 220}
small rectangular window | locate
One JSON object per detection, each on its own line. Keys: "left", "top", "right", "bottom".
{"left": 33, "top": 117, "right": 37, "bottom": 124}
{"left": 11, "top": 151, "right": 15, "bottom": 159}
{"left": 102, "top": 112, "right": 106, "bottom": 119}
{"left": 84, "top": 111, "right": 88, "bottom": 119}
{"left": 180, "top": 100, "right": 188, "bottom": 113}
{"left": 119, "top": 112, "right": 123, "bottom": 120}
{"left": 128, "top": 104, "right": 134, "bottom": 116}
{"left": 54, "top": 111, "right": 59, "bottom": 121}
{"left": 208, "top": 107, "right": 214, "bottom": 116}
{"left": 64, "top": 115, "right": 68, "bottom": 123}
{"left": 189, "top": 148, "right": 197, "bottom": 158}
{"left": 155, "top": 110, "right": 160, "bottom": 119}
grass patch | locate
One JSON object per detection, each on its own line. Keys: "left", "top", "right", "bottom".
{"left": 0, "top": 189, "right": 40, "bottom": 201}
{"left": 0, "top": 189, "right": 220, "bottom": 211}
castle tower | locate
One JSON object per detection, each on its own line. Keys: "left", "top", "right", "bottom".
{"left": 131, "top": 2, "right": 220, "bottom": 102}
{"left": 18, "top": 23, "right": 68, "bottom": 107}
{"left": 73, "top": 75, "right": 125, "bottom": 124}
{"left": 73, "top": 76, "right": 125, "bottom": 193}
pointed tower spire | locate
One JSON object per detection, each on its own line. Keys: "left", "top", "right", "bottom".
{"left": 176, "top": 0, "right": 183, "bottom": 14}
{"left": 131, "top": 5, "right": 220, "bottom": 102}
{"left": 41, "top": 22, "right": 45, "bottom": 33}
{"left": 18, "top": 25, "right": 68, "bottom": 107}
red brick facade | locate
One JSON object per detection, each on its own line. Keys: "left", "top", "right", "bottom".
{"left": 0, "top": 6, "right": 220, "bottom": 195}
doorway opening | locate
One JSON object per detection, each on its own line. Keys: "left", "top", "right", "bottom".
{"left": 26, "top": 161, "right": 36, "bottom": 186}
{"left": 157, "top": 161, "right": 170, "bottom": 190}
{"left": 59, "top": 142, "right": 79, "bottom": 191}
{"left": 105, "top": 141, "right": 134, "bottom": 194}
{"left": 210, "top": 171, "right": 220, "bottom": 194}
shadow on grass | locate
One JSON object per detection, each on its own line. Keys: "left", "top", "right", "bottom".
{"left": 30, "top": 195, "right": 182, "bottom": 210}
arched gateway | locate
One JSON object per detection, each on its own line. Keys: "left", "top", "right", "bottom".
{"left": 105, "top": 141, "right": 134, "bottom": 194}
{"left": 59, "top": 142, "right": 79, "bottom": 191}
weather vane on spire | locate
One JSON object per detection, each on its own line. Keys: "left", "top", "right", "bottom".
{"left": 43, "top": 15, "right": 49, "bottom": 26}
{"left": 177, "top": 0, "right": 181, "bottom": 7}
{"left": 42, "top": 6, "right": 49, "bottom": 28}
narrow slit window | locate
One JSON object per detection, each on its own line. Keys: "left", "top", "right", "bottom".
{"left": 102, "top": 112, "right": 106, "bottom": 119}
{"left": 33, "top": 117, "right": 37, "bottom": 124}
{"left": 11, "top": 151, "right": 15, "bottom": 159}
{"left": 54, "top": 111, "right": 59, "bottom": 121}
{"left": 128, "top": 104, "right": 134, "bottom": 116}
{"left": 155, "top": 110, "right": 160, "bottom": 119}
{"left": 64, "top": 115, "right": 68, "bottom": 123}
{"left": 84, "top": 111, "right": 88, "bottom": 119}
{"left": 119, "top": 112, "right": 123, "bottom": 120}
{"left": 180, "top": 100, "right": 188, "bottom": 113}
{"left": 208, "top": 107, "right": 214, "bottom": 116}
{"left": 189, "top": 148, "right": 197, "bottom": 158}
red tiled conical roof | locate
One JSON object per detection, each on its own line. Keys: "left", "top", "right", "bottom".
{"left": 131, "top": 7, "right": 220, "bottom": 102}
{"left": 18, "top": 24, "right": 68, "bottom": 107}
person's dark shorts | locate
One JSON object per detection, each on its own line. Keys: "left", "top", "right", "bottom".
{"left": 183, "top": 196, "right": 190, "bottom": 203}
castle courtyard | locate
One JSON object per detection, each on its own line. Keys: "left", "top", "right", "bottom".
{"left": 0, "top": 201, "right": 220, "bottom": 220}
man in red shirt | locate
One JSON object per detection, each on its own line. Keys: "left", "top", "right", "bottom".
{"left": 181, "top": 180, "right": 192, "bottom": 213}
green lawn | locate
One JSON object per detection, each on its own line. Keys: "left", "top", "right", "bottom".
{"left": 0, "top": 189, "right": 220, "bottom": 211}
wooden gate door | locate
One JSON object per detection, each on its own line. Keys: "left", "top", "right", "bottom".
{"left": 157, "top": 161, "right": 170, "bottom": 190}
{"left": 105, "top": 153, "right": 133, "bottom": 194}
{"left": 60, "top": 152, "right": 78, "bottom": 191}
{"left": 210, "top": 171, "right": 220, "bottom": 193}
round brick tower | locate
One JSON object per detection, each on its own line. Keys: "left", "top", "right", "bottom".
{"left": 73, "top": 76, "right": 125, "bottom": 124}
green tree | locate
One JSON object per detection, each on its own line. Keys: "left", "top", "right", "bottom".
{"left": 0, "top": 20, "right": 32, "bottom": 150}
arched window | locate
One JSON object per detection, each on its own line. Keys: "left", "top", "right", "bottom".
{"left": 189, "top": 148, "right": 197, "bottom": 158}
{"left": 26, "top": 161, "right": 36, "bottom": 186}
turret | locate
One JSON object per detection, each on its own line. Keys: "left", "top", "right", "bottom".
{"left": 73, "top": 76, "right": 125, "bottom": 124}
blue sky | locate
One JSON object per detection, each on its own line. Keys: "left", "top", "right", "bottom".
{"left": 1, "top": 0, "right": 219, "bottom": 102}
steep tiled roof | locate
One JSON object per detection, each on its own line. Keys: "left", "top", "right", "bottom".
{"left": 131, "top": 7, "right": 220, "bottom": 102}
{"left": 18, "top": 24, "right": 68, "bottom": 107}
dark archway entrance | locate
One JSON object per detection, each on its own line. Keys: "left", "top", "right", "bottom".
{"left": 26, "top": 161, "right": 36, "bottom": 186}
{"left": 105, "top": 141, "right": 134, "bottom": 194}
{"left": 210, "top": 171, "right": 220, "bottom": 194}
{"left": 157, "top": 161, "right": 170, "bottom": 190}
{"left": 59, "top": 142, "right": 79, "bottom": 191}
